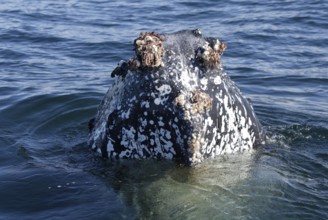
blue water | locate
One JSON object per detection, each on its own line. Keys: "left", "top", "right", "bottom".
{"left": 0, "top": 0, "right": 327, "bottom": 219}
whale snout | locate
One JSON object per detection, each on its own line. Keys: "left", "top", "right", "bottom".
{"left": 88, "top": 29, "right": 265, "bottom": 166}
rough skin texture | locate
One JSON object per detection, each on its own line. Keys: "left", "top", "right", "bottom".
{"left": 89, "top": 29, "right": 266, "bottom": 166}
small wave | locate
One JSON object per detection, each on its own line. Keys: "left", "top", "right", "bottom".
{"left": 267, "top": 124, "right": 328, "bottom": 147}
{"left": 0, "top": 93, "right": 99, "bottom": 163}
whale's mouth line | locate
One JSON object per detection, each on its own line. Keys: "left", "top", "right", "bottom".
{"left": 89, "top": 29, "right": 266, "bottom": 166}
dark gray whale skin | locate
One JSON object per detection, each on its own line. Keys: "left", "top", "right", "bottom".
{"left": 88, "top": 29, "right": 266, "bottom": 166}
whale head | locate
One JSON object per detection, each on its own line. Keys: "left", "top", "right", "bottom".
{"left": 89, "top": 29, "right": 265, "bottom": 166}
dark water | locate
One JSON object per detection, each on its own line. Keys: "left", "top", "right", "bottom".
{"left": 0, "top": 0, "right": 327, "bottom": 219}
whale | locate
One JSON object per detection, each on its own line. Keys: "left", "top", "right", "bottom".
{"left": 88, "top": 29, "right": 266, "bottom": 166}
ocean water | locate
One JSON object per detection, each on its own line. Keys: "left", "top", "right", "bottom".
{"left": 0, "top": 0, "right": 327, "bottom": 219}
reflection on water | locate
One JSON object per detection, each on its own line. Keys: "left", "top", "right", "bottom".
{"left": 87, "top": 152, "right": 255, "bottom": 219}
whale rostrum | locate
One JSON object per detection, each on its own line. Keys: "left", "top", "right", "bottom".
{"left": 88, "top": 29, "right": 266, "bottom": 166}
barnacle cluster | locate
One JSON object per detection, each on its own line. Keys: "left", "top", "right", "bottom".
{"left": 188, "top": 134, "right": 202, "bottom": 164}
{"left": 190, "top": 89, "right": 212, "bottom": 114}
{"left": 174, "top": 89, "right": 213, "bottom": 164}
{"left": 196, "top": 38, "right": 227, "bottom": 69}
{"left": 110, "top": 32, "right": 165, "bottom": 78}
{"left": 175, "top": 90, "right": 213, "bottom": 120}
{"left": 134, "top": 32, "right": 165, "bottom": 68}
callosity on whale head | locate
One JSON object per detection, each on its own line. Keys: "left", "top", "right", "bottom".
{"left": 88, "top": 29, "right": 266, "bottom": 166}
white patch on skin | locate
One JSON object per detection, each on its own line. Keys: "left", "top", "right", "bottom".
{"left": 208, "top": 128, "right": 218, "bottom": 157}
{"left": 159, "top": 129, "right": 174, "bottom": 156}
{"left": 178, "top": 68, "right": 198, "bottom": 90}
{"left": 221, "top": 117, "right": 226, "bottom": 133}
{"left": 248, "top": 117, "right": 253, "bottom": 126}
{"left": 141, "top": 118, "right": 147, "bottom": 127}
{"left": 165, "top": 152, "right": 173, "bottom": 160}
{"left": 118, "top": 60, "right": 125, "bottom": 67}
{"left": 201, "top": 114, "right": 218, "bottom": 158}
{"left": 141, "top": 101, "right": 150, "bottom": 108}
{"left": 211, "top": 81, "right": 256, "bottom": 156}
{"left": 213, "top": 76, "right": 222, "bottom": 85}
{"left": 120, "top": 127, "right": 136, "bottom": 147}
{"left": 152, "top": 130, "right": 162, "bottom": 155}
{"left": 241, "top": 126, "right": 251, "bottom": 142}
{"left": 171, "top": 122, "right": 183, "bottom": 146}
{"left": 92, "top": 121, "right": 107, "bottom": 145}
{"left": 130, "top": 96, "right": 137, "bottom": 102}
{"left": 156, "top": 84, "right": 172, "bottom": 95}
{"left": 200, "top": 78, "right": 208, "bottom": 90}
{"left": 158, "top": 120, "right": 165, "bottom": 127}
{"left": 137, "top": 133, "right": 147, "bottom": 143}
{"left": 165, "top": 131, "right": 171, "bottom": 139}
{"left": 154, "top": 98, "right": 161, "bottom": 105}
{"left": 240, "top": 116, "right": 246, "bottom": 126}
{"left": 204, "top": 116, "right": 213, "bottom": 127}
{"left": 154, "top": 84, "right": 172, "bottom": 105}
{"left": 107, "top": 139, "right": 114, "bottom": 153}
{"left": 206, "top": 143, "right": 212, "bottom": 154}
{"left": 138, "top": 126, "right": 145, "bottom": 133}
{"left": 213, "top": 40, "right": 220, "bottom": 50}
{"left": 121, "top": 108, "right": 131, "bottom": 119}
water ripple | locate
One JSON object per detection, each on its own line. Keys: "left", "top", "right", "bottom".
{"left": 0, "top": 0, "right": 327, "bottom": 219}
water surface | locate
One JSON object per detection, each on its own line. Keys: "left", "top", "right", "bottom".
{"left": 0, "top": 0, "right": 327, "bottom": 219}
